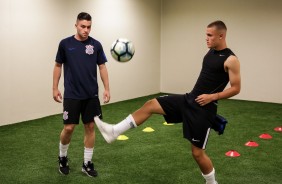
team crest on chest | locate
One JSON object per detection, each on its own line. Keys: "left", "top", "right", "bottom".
{"left": 85, "top": 45, "right": 94, "bottom": 55}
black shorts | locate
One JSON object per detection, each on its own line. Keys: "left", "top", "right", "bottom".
{"left": 63, "top": 98, "right": 102, "bottom": 124}
{"left": 156, "top": 94, "right": 217, "bottom": 149}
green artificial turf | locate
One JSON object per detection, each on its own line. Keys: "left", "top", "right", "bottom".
{"left": 0, "top": 93, "right": 281, "bottom": 184}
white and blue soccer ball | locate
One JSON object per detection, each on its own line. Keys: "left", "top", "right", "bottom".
{"left": 110, "top": 38, "right": 135, "bottom": 62}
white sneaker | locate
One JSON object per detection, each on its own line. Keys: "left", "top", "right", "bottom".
{"left": 94, "top": 116, "right": 117, "bottom": 143}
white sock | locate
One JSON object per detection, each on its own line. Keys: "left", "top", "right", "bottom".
{"left": 84, "top": 147, "right": 94, "bottom": 164}
{"left": 202, "top": 168, "right": 217, "bottom": 184}
{"left": 59, "top": 142, "right": 70, "bottom": 157}
{"left": 113, "top": 114, "right": 137, "bottom": 136}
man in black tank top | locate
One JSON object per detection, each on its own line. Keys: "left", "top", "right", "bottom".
{"left": 95, "top": 21, "right": 241, "bottom": 184}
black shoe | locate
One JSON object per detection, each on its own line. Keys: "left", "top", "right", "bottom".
{"left": 58, "top": 156, "right": 70, "bottom": 175}
{"left": 82, "top": 161, "right": 98, "bottom": 177}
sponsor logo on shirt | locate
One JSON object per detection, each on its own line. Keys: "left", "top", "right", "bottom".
{"left": 68, "top": 47, "right": 76, "bottom": 51}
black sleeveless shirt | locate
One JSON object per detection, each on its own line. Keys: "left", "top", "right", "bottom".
{"left": 190, "top": 48, "right": 235, "bottom": 97}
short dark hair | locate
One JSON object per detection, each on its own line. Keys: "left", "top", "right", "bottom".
{"left": 207, "top": 20, "right": 227, "bottom": 31}
{"left": 77, "top": 12, "right": 92, "bottom": 21}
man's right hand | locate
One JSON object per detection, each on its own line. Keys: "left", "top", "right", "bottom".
{"left": 53, "top": 89, "right": 62, "bottom": 103}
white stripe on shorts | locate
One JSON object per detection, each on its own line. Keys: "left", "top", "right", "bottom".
{"left": 202, "top": 128, "right": 211, "bottom": 149}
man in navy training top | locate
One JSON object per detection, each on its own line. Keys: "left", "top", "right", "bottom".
{"left": 94, "top": 20, "right": 241, "bottom": 184}
{"left": 53, "top": 12, "right": 110, "bottom": 177}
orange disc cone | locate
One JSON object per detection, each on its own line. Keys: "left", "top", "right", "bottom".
{"left": 259, "top": 133, "right": 272, "bottom": 139}
{"left": 245, "top": 141, "right": 259, "bottom": 147}
{"left": 274, "top": 126, "right": 282, "bottom": 132}
{"left": 225, "top": 150, "right": 240, "bottom": 157}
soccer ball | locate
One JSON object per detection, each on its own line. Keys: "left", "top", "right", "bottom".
{"left": 110, "top": 38, "right": 135, "bottom": 62}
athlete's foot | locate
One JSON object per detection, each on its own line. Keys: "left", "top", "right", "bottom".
{"left": 94, "top": 116, "right": 117, "bottom": 143}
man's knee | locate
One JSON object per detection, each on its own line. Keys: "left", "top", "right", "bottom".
{"left": 144, "top": 99, "right": 155, "bottom": 106}
{"left": 63, "top": 124, "right": 75, "bottom": 134}
{"left": 192, "top": 145, "right": 205, "bottom": 161}
{"left": 84, "top": 122, "right": 95, "bottom": 133}
{"left": 144, "top": 99, "right": 163, "bottom": 114}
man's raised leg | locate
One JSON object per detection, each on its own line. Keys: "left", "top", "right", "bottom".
{"left": 94, "top": 99, "right": 165, "bottom": 143}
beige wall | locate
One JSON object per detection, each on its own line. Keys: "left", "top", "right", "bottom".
{"left": 0, "top": 0, "right": 161, "bottom": 126}
{"left": 0, "top": 0, "right": 69, "bottom": 126}
{"left": 1, "top": 0, "right": 281, "bottom": 126}
{"left": 161, "top": 0, "right": 282, "bottom": 103}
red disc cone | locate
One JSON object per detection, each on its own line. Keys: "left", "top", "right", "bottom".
{"left": 245, "top": 141, "right": 259, "bottom": 147}
{"left": 274, "top": 126, "right": 282, "bottom": 132}
{"left": 259, "top": 133, "right": 272, "bottom": 139}
{"left": 225, "top": 150, "right": 240, "bottom": 157}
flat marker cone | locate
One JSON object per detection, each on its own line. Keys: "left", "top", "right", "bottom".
{"left": 225, "top": 150, "right": 240, "bottom": 157}
{"left": 163, "top": 122, "right": 174, "bottom": 126}
{"left": 142, "top": 127, "right": 155, "bottom": 132}
{"left": 274, "top": 126, "right": 282, "bottom": 132}
{"left": 117, "top": 135, "right": 129, "bottom": 141}
{"left": 245, "top": 141, "right": 259, "bottom": 147}
{"left": 259, "top": 133, "right": 272, "bottom": 139}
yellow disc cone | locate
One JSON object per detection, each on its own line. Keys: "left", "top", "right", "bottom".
{"left": 142, "top": 127, "right": 155, "bottom": 132}
{"left": 117, "top": 135, "right": 129, "bottom": 140}
{"left": 163, "top": 122, "right": 174, "bottom": 126}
